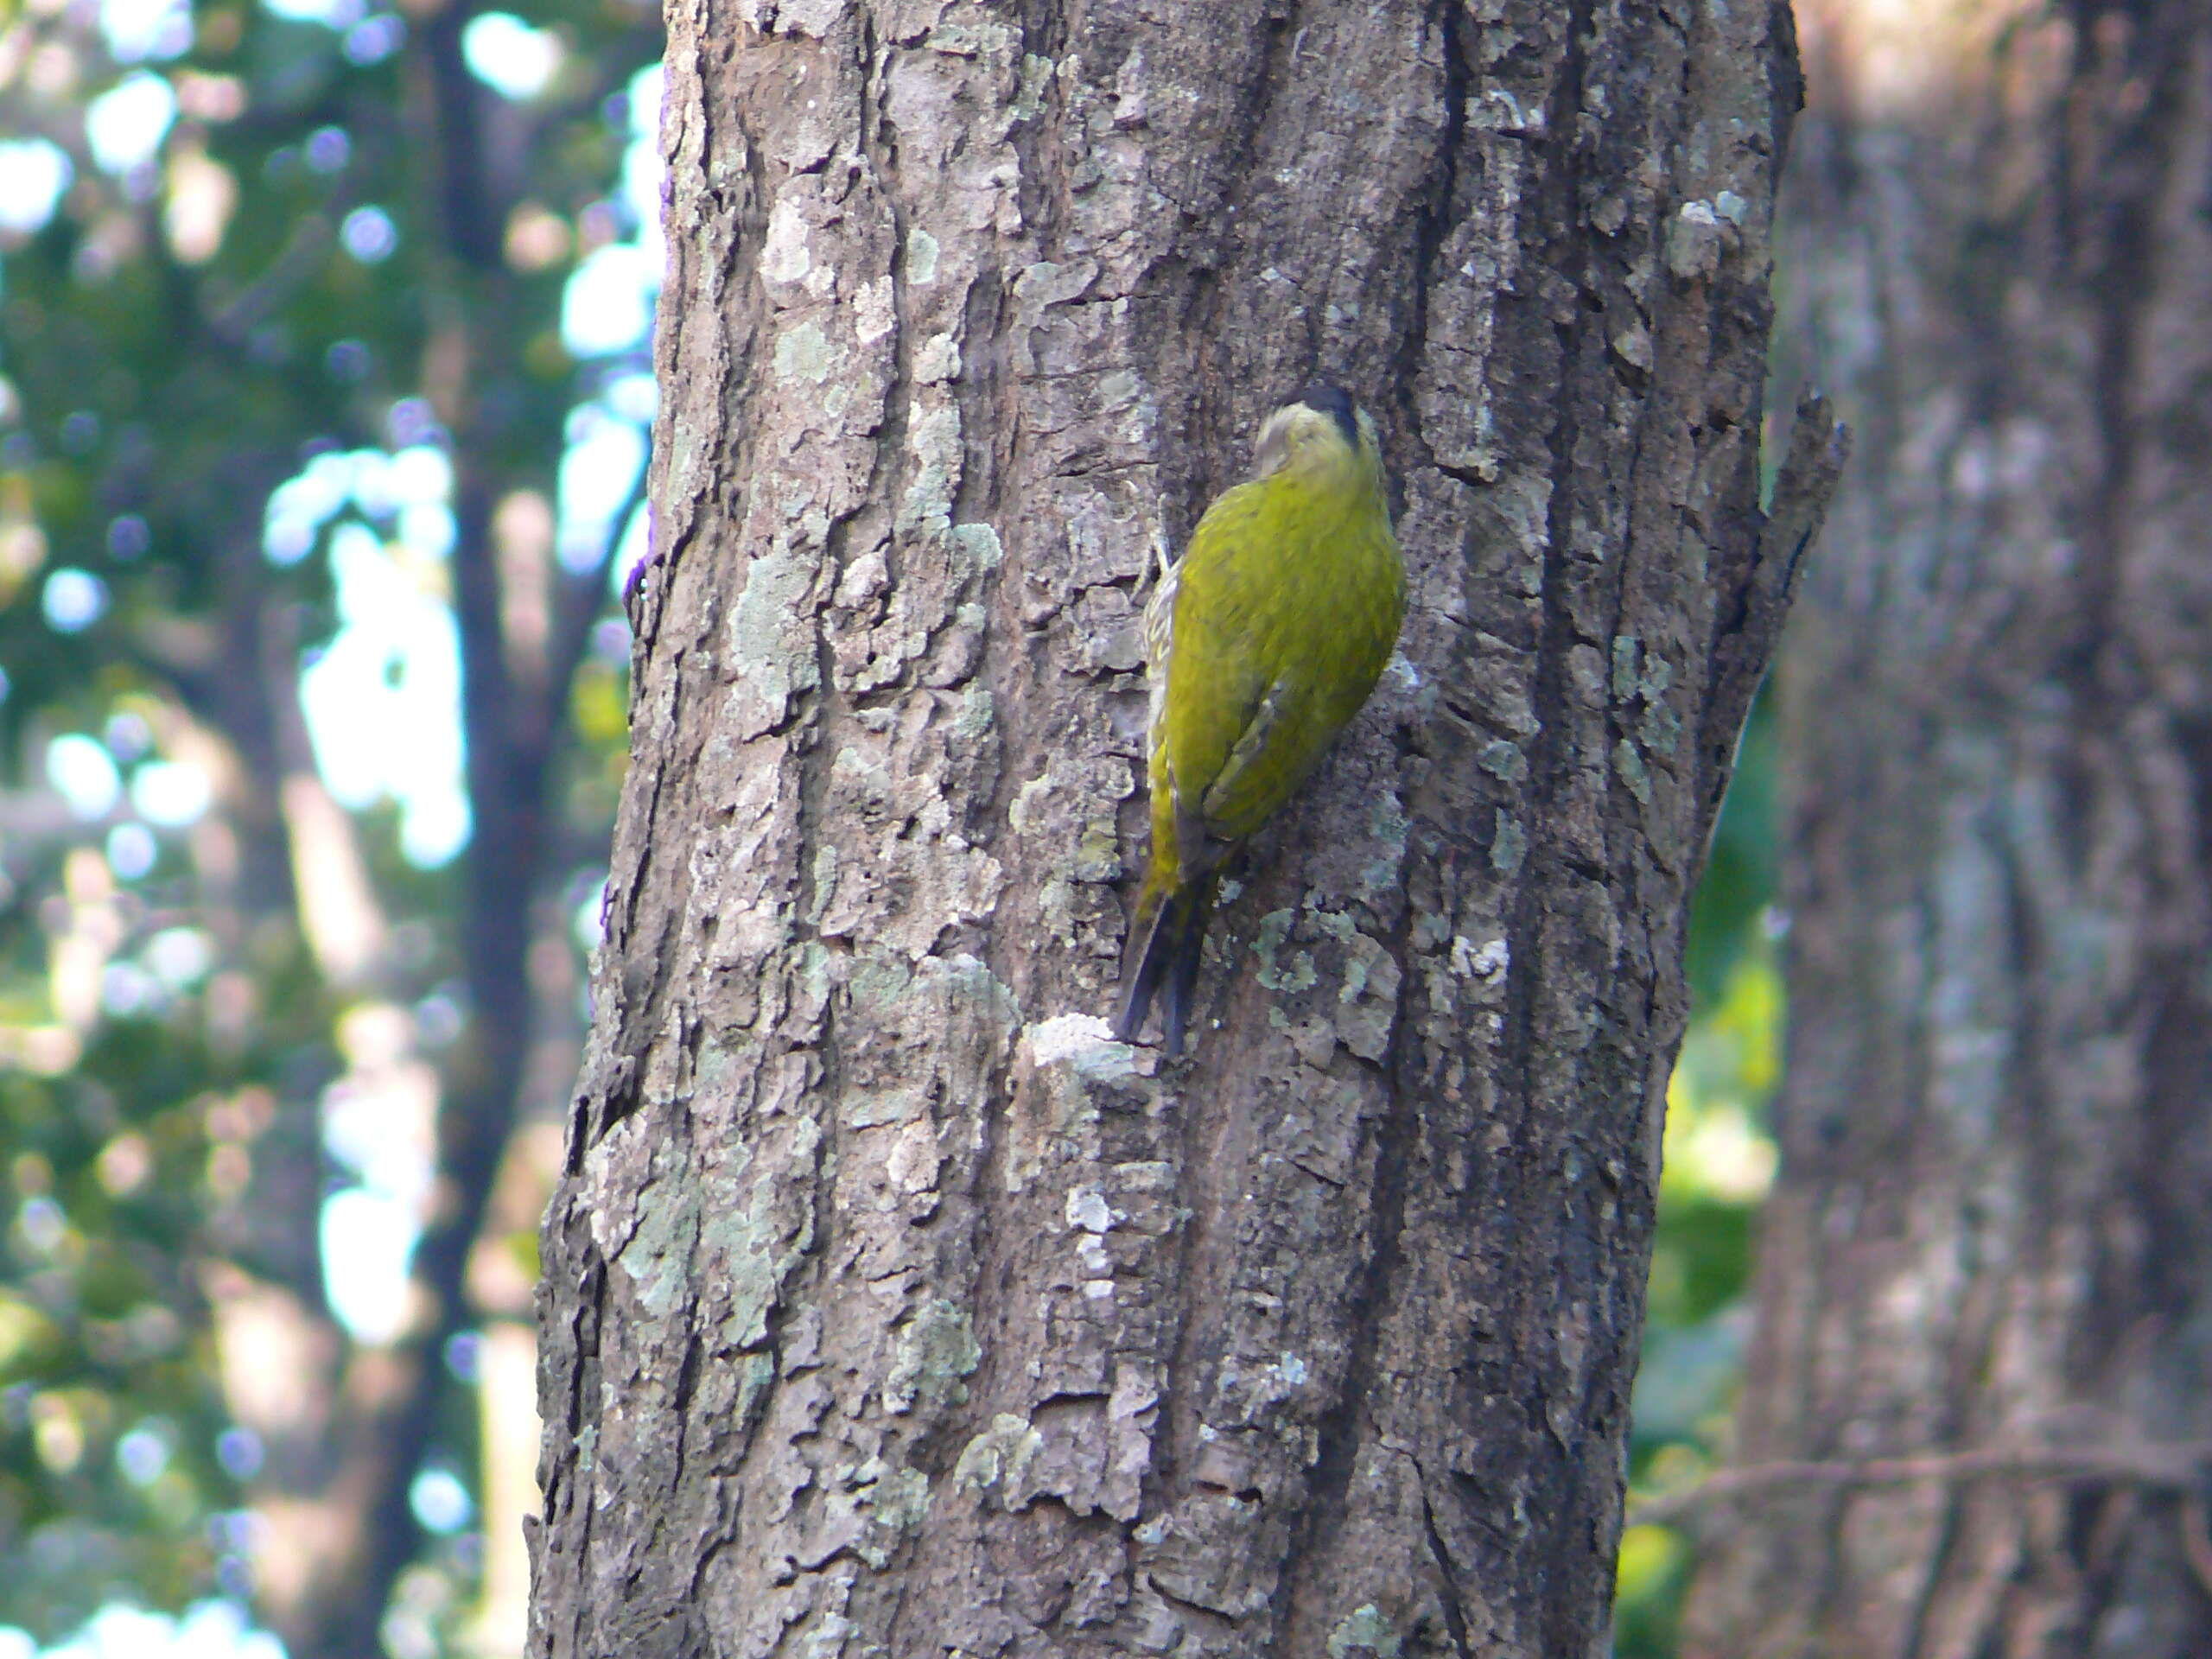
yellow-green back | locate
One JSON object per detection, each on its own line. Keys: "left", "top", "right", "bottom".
{"left": 1148, "top": 425, "right": 1403, "bottom": 882}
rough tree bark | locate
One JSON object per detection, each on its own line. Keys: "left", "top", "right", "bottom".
{"left": 532, "top": 3, "right": 1837, "bottom": 1655}
{"left": 1682, "top": 3, "right": 2212, "bottom": 1655}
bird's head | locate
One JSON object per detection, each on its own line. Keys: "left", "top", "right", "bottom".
{"left": 1250, "top": 385, "right": 1385, "bottom": 496}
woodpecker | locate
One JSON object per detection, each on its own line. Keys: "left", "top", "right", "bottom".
{"left": 1114, "top": 386, "right": 1405, "bottom": 1054}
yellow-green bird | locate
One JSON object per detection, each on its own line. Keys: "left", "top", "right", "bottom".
{"left": 1114, "top": 385, "right": 1405, "bottom": 1054}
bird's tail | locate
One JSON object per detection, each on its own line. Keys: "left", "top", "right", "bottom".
{"left": 1113, "top": 871, "right": 1218, "bottom": 1057}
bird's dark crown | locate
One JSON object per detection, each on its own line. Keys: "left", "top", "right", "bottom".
{"left": 1294, "top": 385, "right": 1361, "bottom": 448}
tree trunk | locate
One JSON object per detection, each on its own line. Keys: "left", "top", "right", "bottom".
{"left": 1682, "top": 3, "right": 2212, "bottom": 1655}
{"left": 531, "top": 3, "right": 1834, "bottom": 1655}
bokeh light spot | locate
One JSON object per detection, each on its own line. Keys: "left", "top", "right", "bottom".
{"left": 461, "top": 13, "right": 562, "bottom": 99}
{"left": 43, "top": 569, "right": 109, "bottom": 632}
{"left": 106, "top": 822, "right": 158, "bottom": 880}
{"left": 0, "top": 141, "right": 70, "bottom": 233}
{"left": 340, "top": 206, "right": 397, "bottom": 263}
{"left": 409, "top": 1466, "right": 473, "bottom": 1534}
{"left": 86, "top": 72, "right": 179, "bottom": 176}
{"left": 47, "top": 734, "right": 123, "bottom": 818}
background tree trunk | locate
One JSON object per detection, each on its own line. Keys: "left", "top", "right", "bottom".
{"left": 1681, "top": 3, "right": 2212, "bottom": 1654}
{"left": 531, "top": 3, "right": 1834, "bottom": 1654}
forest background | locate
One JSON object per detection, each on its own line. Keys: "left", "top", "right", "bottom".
{"left": 0, "top": 0, "right": 1971, "bottom": 1654}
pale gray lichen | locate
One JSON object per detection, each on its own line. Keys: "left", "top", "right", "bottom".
{"left": 1612, "top": 737, "right": 1653, "bottom": 804}
{"left": 1491, "top": 811, "right": 1527, "bottom": 874}
{"left": 1478, "top": 738, "right": 1528, "bottom": 782}
{"left": 1025, "top": 1013, "right": 1136, "bottom": 1084}
{"left": 772, "top": 320, "right": 836, "bottom": 385}
{"left": 856, "top": 1461, "right": 931, "bottom": 1559}
{"left": 841, "top": 1085, "right": 928, "bottom": 1129}
{"left": 615, "top": 1140, "right": 700, "bottom": 1318}
{"left": 883, "top": 1297, "right": 981, "bottom": 1415}
{"left": 731, "top": 1351, "right": 778, "bottom": 1440}
{"left": 1071, "top": 817, "right": 1121, "bottom": 882}
{"left": 1327, "top": 1604, "right": 1404, "bottom": 1659}
{"left": 809, "top": 843, "right": 842, "bottom": 925}
{"left": 1336, "top": 932, "right": 1401, "bottom": 1062}
{"left": 955, "top": 683, "right": 995, "bottom": 740}
{"left": 953, "top": 1413, "right": 1044, "bottom": 1499}
{"left": 898, "top": 402, "right": 964, "bottom": 537}
{"left": 852, "top": 276, "right": 895, "bottom": 346}
{"left": 1308, "top": 905, "right": 1357, "bottom": 944}
{"left": 1011, "top": 53, "right": 1052, "bottom": 123}
{"left": 760, "top": 196, "right": 813, "bottom": 287}
{"left": 1254, "top": 909, "right": 1318, "bottom": 994}
{"left": 931, "top": 954, "right": 1020, "bottom": 1039}
{"left": 1361, "top": 789, "right": 1410, "bottom": 902}
{"left": 915, "top": 330, "right": 962, "bottom": 383}
{"left": 728, "top": 542, "right": 821, "bottom": 735}
{"left": 1008, "top": 772, "right": 1055, "bottom": 835}
{"left": 846, "top": 952, "right": 914, "bottom": 1012}
{"left": 1611, "top": 634, "right": 1641, "bottom": 701}
{"left": 905, "top": 227, "right": 939, "bottom": 286}
{"left": 950, "top": 521, "right": 1002, "bottom": 573}
{"left": 701, "top": 1121, "right": 820, "bottom": 1351}
{"left": 1452, "top": 935, "right": 1510, "bottom": 982}
{"left": 1065, "top": 1185, "right": 1114, "bottom": 1233}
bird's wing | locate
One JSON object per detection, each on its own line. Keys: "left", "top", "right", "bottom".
{"left": 1196, "top": 677, "right": 1292, "bottom": 842}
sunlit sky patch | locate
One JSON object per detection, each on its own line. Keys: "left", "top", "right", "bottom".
{"left": 268, "top": 67, "right": 664, "bottom": 874}
{"left": 132, "top": 760, "right": 214, "bottom": 826}
{"left": 100, "top": 0, "right": 194, "bottom": 62}
{"left": 611, "top": 504, "right": 650, "bottom": 592}
{"left": 623, "top": 65, "right": 665, "bottom": 254}
{"left": 259, "top": 0, "right": 364, "bottom": 27}
{"left": 602, "top": 370, "right": 657, "bottom": 426}
{"left": 0, "top": 141, "right": 74, "bottom": 234}
{"left": 320, "top": 1189, "right": 417, "bottom": 1344}
{"left": 115, "top": 1421, "right": 172, "bottom": 1486}
{"left": 85, "top": 72, "right": 178, "bottom": 176}
{"left": 48, "top": 734, "right": 123, "bottom": 819}
{"left": 461, "top": 13, "right": 562, "bottom": 101}
{"left": 557, "top": 406, "right": 645, "bottom": 573}
{"left": 256, "top": 442, "right": 471, "bottom": 867}
{"left": 561, "top": 244, "right": 656, "bottom": 357}
{"left": 0, "top": 1601, "right": 284, "bottom": 1659}
{"left": 299, "top": 523, "right": 469, "bottom": 868}
{"left": 560, "top": 66, "right": 665, "bottom": 357}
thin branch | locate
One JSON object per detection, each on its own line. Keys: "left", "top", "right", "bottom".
{"left": 1628, "top": 1439, "right": 2212, "bottom": 1530}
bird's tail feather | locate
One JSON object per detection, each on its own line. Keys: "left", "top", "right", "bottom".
{"left": 1112, "top": 874, "right": 1217, "bottom": 1056}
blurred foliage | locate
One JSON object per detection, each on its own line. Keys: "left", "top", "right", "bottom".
{"left": 0, "top": 0, "right": 1791, "bottom": 1649}
{"left": 0, "top": 0, "right": 657, "bottom": 1644}
{"left": 1614, "top": 690, "right": 1784, "bottom": 1659}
